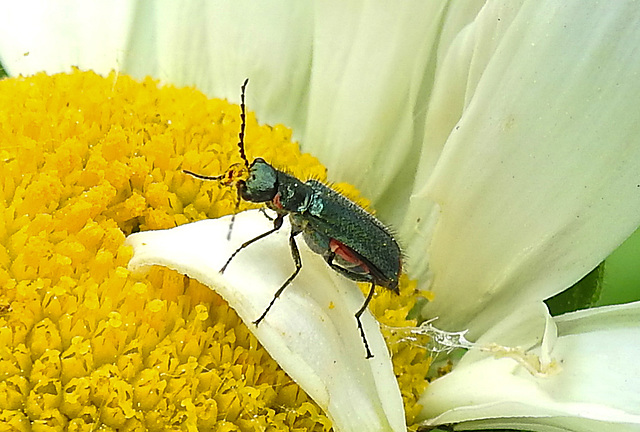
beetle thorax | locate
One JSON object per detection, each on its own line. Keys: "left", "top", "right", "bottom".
{"left": 272, "top": 173, "right": 313, "bottom": 213}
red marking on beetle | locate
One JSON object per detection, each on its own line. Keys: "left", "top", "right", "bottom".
{"left": 329, "top": 238, "right": 370, "bottom": 272}
{"left": 272, "top": 193, "right": 283, "bottom": 209}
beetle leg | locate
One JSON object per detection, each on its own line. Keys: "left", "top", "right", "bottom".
{"left": 221, "top": 213, "right": 285, "bottom": 273}
{"left": 324, "top": 250, "right": 374, "bottom": 283}
{"left": 326, "top": 253, "right": 375, "bottom": 358}
{"left": 253, "top": 225, "right": 303, "bottom": 326}
{"left": 354, "top": 281, "right": 376, "bottom": 359}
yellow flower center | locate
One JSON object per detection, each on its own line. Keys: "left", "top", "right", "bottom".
{"left": 0, "top": 69, "right": 429, "bottom": 431}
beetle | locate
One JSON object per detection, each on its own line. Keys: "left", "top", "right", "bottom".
{"left": 183, "top": 79, "right": 402, "bottom": 358}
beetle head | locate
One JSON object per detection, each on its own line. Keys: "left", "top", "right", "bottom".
{"left": 238, "top": 158, "right": 277, "bottom": 203}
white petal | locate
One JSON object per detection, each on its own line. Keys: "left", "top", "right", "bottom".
{"left": 300, "top": 2, "right": 445, "bottom": 215}
{"left": 0, "top": 0, "right": 136, "bottom": 76}
{"left": 407, "top": 0, "right": 640, "bottom": 335}
{"left": 145, "top": 1, "right": 315, "bottom": 131}
{"left": 125, "top": 210, "right": 405, "bottom": 432}
{"left": 418, "top": 302, "right": 640, "bottom": 432}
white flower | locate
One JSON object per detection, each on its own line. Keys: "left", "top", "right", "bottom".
{"left": 3, "top": 1, "right": 640, "bottom": 431}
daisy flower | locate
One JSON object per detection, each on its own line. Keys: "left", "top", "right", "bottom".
{"left": 1, "top": 2, "right": 640, "bottom": 431}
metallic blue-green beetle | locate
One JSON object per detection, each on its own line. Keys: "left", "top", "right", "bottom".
{"left": 184, "top": 80, "right": 402, "bottom": 359}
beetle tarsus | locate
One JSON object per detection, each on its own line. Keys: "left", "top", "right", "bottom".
{"left": 355, "top": 281, "right": 376, "bottom": 359}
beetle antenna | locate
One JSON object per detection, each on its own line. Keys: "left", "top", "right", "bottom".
{"left": 182, "top": 170, "right": 225, "bottom": 181}
{"left": 226, "top": 78, "right": 250, "bottom": 240}
{"left": 238, "top": 78, "right": 250, "bottom": 171}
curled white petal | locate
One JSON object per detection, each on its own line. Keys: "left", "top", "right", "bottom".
{"left": 125, "top": 210, "right": 405, "bottom": 432}
{"left": 419, "top": 302, "right": 640, "bottom": 431}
